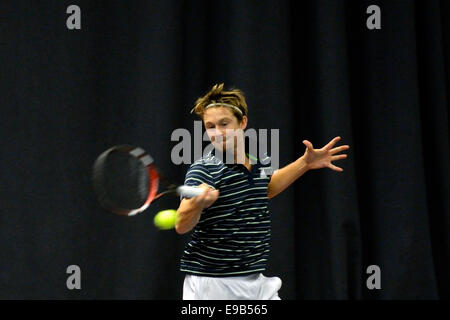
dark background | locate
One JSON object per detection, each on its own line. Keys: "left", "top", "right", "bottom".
{"left": 0, "top": 0, "right": 448, "bottom": 300}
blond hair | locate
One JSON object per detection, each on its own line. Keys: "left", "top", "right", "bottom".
{"left": 190, "top": 83, "right": 248, "bottom": 122}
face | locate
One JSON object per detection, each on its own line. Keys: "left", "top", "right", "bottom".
{"left": 203, "top": 107, "right": 247, "bottom": 152}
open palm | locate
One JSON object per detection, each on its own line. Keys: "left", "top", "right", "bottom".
{"left": 302, "top": 136, "right": 350, "bottom": 172}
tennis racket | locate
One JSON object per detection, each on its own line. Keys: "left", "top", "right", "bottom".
{"left": 92, "top": 144, "right": 202, "bottom": 216}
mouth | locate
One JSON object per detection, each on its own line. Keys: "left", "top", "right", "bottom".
{"left": 211, "top": 136, "right": 232, "bottom": 150}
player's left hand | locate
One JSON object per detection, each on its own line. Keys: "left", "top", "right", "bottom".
{"left": 302, "top": 136, "right": 350, "bottom": 172}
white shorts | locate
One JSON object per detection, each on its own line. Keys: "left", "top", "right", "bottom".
{"left": 183, "top": 273, "right": 282, "bottom": 300}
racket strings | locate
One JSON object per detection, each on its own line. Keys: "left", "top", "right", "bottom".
{"left": 101, "top": 151, "right": 150, "bottom": 209}
{"left": 93, "top": 145, "right": 182, "bottom": 215}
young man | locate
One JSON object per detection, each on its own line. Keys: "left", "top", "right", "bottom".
{"left": 176, "top": 84, "right": 350, "bottom": 300}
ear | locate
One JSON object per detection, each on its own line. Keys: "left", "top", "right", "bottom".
{"left": 240, "top": 115, "right": 248, "bottom": 130}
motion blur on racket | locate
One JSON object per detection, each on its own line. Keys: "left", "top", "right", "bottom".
{"left": 92, "top": 145, "right": 202, "bottom": 216}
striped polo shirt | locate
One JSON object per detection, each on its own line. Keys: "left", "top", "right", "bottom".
{"left": 180, "top": 148, "right": 274, "bottom": 277}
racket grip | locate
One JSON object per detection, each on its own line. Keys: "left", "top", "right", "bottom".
{"left": 177, "top": 185, "right": 204, "bottom": 198}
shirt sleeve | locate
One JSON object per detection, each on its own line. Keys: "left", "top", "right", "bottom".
{"left": 180, "top": 162, "right": 216, "bottom": 200}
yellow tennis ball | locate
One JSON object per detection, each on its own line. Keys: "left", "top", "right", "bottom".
{"left": 154, "top": 209, "right": 177, "bottom": 230}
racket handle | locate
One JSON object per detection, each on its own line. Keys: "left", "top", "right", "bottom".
{"left": 176, "top": 185, "right": 204, "bottom": 198}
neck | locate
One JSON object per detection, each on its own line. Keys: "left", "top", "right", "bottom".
{"left": 232, "top": 136, "right": 247, "bottom": 164}
{"left": 236, "top": 150, "right": 251, "bottom": 171}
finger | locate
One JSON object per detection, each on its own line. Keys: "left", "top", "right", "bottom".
{"left": 331, "top": 154, "right": 347, "bottom": 161}
{"left": 193, "top": 194, "right": 204, "bottom": 206}
{"left": 202, "top": 188, "right": 218, "bottom": 203}
{"left": 211, "top": 189, "right": 219, "bottom": 198}
{"left": 203, "top": 191, "right": 219, "bottom": 208}
{"left": 328, "top": 163, "right": 343, "bottom": 172}
{"left": 330, "top": 145, "right": 350, "bottom": 155}
{"left": 194, "top": 188, "right": 209, "bottom": 203}
{"left": 198, "top": 183, "right": 215, "bottom": 193}
{"left": 324, "top": 136, "right": 341, "bottom": 150}
{"left": 204, "top": 196, "right": 216, "bottom": 207}
{"left": 200, "top": 196, "right": 212, "bottom": 208}
{"left": 196, "top": 183, "right": 208, "bottom": 191}
{"left": 303, "top": 140, "right": 314, "bottom": 150}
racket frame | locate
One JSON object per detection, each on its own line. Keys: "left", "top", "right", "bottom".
{"left": 93, "top": 145, "right": 160, "bottom": 216}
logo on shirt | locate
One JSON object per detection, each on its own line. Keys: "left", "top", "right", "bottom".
{"left": 259, "top": 167, "right": 274, "bottom": 178}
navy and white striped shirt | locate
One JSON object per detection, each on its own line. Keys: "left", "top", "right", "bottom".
{"left": 180, "top": 149, "right": 274, "bottom": 277}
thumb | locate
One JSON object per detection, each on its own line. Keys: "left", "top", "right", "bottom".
{"left": 303, "top": 140, "right": 313, "bottom": 150}
{"left": 198, "top": 183, "right": 212, "bottom": 191}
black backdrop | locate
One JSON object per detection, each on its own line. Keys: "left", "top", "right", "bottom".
{"left": 0, "top": 0, "right": 448, "bottom": 300}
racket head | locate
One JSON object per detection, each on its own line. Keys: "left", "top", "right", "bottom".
{"left": 92, "top": 145, "right": 159, "bottom": 216}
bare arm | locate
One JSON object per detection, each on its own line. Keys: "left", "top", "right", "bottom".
{"left": 267, "top": 156, "right": 309, "bottom": 199}
{"left": 175, "top": 184, "right": 219, "bottom": 235}
{"left": 267, "top": 136, "right": 350, "bottom": 199}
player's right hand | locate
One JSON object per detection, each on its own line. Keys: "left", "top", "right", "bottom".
{"left": 194, "top": 183, "right": 219, "bottom": 209}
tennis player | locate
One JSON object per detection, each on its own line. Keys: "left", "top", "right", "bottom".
{"left": 176, "top": 83, "right": 349, "bottom": 300}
